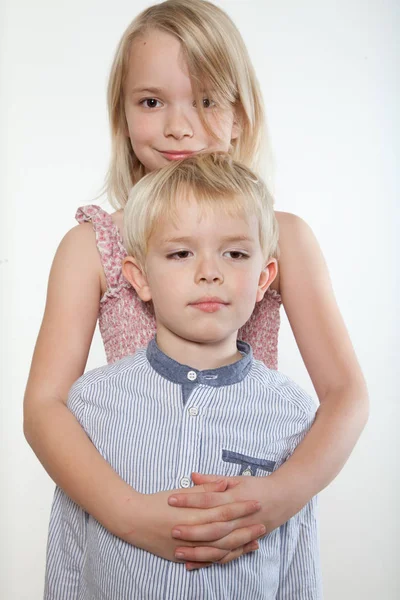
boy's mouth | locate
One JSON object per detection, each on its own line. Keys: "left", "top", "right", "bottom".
{"left": 189, "top": 297, "right": 229, "bottom": 313}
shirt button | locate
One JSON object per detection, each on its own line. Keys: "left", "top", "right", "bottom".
{"left": 180, "top": 477, "right": 191, "bottom": 488}
{"left": 188, "top": 406, "right": 198, "bottom": 417}
{"left": 242, "top": 468, "right": 252, "bottom": 476}
{"left": 187, "top": 370, "right": 197, "bottom": 381}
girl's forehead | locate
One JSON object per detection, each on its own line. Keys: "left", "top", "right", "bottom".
{"left": 127, "top": 29, "right": 189, "bottom": 82}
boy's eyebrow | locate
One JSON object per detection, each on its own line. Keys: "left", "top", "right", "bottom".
{"left": 161, "top": 235, "right": 256, "bottom": 245}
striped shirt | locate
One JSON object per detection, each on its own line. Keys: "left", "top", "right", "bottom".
{"left": 44, "top": 340, "right": 322, "bottom": 599}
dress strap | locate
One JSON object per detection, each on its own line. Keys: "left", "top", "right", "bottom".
{"left": 76, "top": 204, "right": 128, "bottom": 294}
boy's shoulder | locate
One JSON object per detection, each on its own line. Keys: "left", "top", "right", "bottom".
{"left": 248, "top": 358, "right": 317, "bottom": 417}
{"left": 71, "top": 348, "right": 149, "bottom": 394}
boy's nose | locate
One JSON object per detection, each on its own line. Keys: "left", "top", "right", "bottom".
{"left": 164, "top": 107, "right": 194, "bottom": 140}
{"left": 195, "top": 258, "right": 224, "bottom": 284}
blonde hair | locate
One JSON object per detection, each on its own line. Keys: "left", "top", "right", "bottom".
{"left": 106, "top": 0, "right": 270, "bottom": 209}
{"left": 124, "top": 153, "right": 278, "bottom": 267}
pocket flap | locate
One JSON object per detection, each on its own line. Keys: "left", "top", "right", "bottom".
{"left": 222, "top": 449, "right": 276, "bottom": 475}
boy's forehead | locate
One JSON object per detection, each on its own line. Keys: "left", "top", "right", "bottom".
{"left": 149, "top": 194, "right": 260, "bottom": 244}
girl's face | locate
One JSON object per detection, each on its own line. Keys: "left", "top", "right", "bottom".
{"left": 124, "top": 29, "right": 239, "bottom": 173}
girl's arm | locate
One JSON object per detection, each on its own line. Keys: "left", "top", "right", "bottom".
{"left": 24, "top": 223, "right": 261, "bottom": 563}
{"left": 270, "top": 211, "right": 369, "bottom": 507}
{"left": 166, "top": 212, "right": 369, "bottom": 564}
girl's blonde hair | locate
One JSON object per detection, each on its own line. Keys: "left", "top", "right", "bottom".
{"left": 106, "top": 0, "right": 270, "bottom": 209}
{"left": 124, "top": 153, "right": 278, "bottom": 267}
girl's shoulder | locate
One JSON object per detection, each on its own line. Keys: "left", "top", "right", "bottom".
{"left": 76, "top": 204, "right": 125, "bottom": 243}
{"left": 272, "top": 211, "right": 312, "bottom": 293}
{"left": 75, "top": 204, "right": 127, "bottom": 296}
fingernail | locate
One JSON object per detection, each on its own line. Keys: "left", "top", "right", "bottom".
{"left": 175, "top": 552, "right": 184, "bottom": 559}
{"left": 253, "top": 501, "right": 261, "bottom": 510}
{"left": 172, "top": 529, "right": 182, "bottom": 538}
{"left": 259, "top": 525, "right": 266, "bottom": 535}
{"left": 169, "top": 496, "right": 178, "bottom": 505}
{"left": 250, "top": 541, "right": 259, "bottom": 551}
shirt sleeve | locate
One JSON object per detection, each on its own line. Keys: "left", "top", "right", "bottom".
{"left": 44, "top": 382, "right": 88, "bottom": 600}
{"left": 273, "top": 378, "right": 322, "bottom": 598}
{"left": 276, "top": 496, "right": 322, "bottom": 599}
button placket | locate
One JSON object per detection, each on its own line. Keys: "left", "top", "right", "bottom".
{"left": 175, "top": 386, "right": 204, "bottom": 490}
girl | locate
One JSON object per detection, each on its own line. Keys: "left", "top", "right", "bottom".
{"left": 24, "top": 0, "right": 368, "bottom": 570}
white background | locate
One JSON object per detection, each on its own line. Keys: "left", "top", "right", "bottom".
{"left": 1, "top": 0, "right": 399, "bottom": 598}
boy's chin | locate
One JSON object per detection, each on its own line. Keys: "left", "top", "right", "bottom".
{"left": 179, "top": 329, "right": 238, "bottom": 346}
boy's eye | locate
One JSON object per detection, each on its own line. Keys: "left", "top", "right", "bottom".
{"left": 224, "top": 251, "right": 249, "bottom": 260}
{"left": 140, "top": 98, "right": 162, "bottom": 108}
{"left": 167, "top": 250, "right": 192, "bottom": 260}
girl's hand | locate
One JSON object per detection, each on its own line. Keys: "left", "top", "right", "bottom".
{"left": 168, "top": 472, "right": 288, "bottom": 569}
{"left": 121, "top": 480, "right": 264, "bottom": 567}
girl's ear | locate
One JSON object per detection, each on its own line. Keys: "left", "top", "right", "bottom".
{"left": 122, "top": 256, "right": 152, "bottom": 302}
{"left": 231, "top": 116, "right": 240, "bottom": 140}
{"left": 256, "top": 258, "right": 278, "bottom": 303}
{"left": 231, "top": 106, "right": 242, "bottom": 140}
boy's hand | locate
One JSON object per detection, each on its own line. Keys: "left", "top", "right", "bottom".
{"left": 168, "top": 472, "right": 288, "bottom": 569}
{"left": 120, "top": 480, "right": 264, "bottom": 567}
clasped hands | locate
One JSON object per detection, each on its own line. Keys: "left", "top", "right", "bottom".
{"left": 123, "top": 472, "right": 286, "bottom": 570}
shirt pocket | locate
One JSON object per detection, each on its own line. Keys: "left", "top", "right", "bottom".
{"left": 222, "top": 449, "right": 276, "bottom": 477}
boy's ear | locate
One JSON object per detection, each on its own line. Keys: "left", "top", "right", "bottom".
{"left": 256, "top": 258, "right": 278, "bottom": 303}
{"left": 122, "top": 256, "right": 152, "bottom": 302}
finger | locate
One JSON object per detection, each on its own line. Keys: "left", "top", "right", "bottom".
{"left": 185, "top": 541, "right": 260, "bottom": 571}
{"left": 192, "top": 472, "right": 240, "bottom": 490}
{"left": 191, "top": 472, "right": 221, "bottom": 484}
{"left": 209, "top": 524, "right": 266, "bottom": 551}
{"left": 185, "top": 561, "right": 213, "bottom": 570}
{"left": 176, "top": 545, "right": 230, "bottom": 563}
{"left": 169, "top": 490, "right": 233, "bottom": 509}
{"left": 187, "top": 480, "right": 228, "bottom": 493}
{"left": 243, "top": 540, "right": 260, "bottom": 554}
{"left": 175, "top": 524, "right": 263, "bottom": 562}
{"left": 219, "top": 542, "right": 259, "bottom": 565}
{"left": 168, "top": 481, "right": 228, "bottom": 505}
{"left": 172, "top": 502, "right": 261, "bottom": 542}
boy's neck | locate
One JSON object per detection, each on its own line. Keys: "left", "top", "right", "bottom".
{"left": 155, "top": 328, "right": 242, "bottom": 371}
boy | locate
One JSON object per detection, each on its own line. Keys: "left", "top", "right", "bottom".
{"left": 45, "top": 154, "right": 321, "bottom": 599}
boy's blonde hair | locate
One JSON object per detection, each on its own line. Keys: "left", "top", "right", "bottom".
{"left": 124, "top": 153, "right": 278, "bottom": 267}
{"left": 106, "top": 0, "right": 270, "bottom": 209}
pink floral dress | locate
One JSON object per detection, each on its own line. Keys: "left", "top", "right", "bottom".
{"left": 76, "top": 205, "right": 282, "bottom": 369}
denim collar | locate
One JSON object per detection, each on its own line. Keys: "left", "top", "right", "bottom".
{"left": 146, "top": 337, "right": 252, "bottom": 403}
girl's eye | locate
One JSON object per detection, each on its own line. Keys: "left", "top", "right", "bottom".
{"left": 167, "top": 250, "right": 192, "bottom": 260}
{"left": 224, "top": 251, "right": 249, "bottom": 260}
{"left": 140, "top": 98, "right": 162, "bottom": 109}
{"left": 202, "top": 98, "right": 215, "bottom": 109}
{"left": 193, "top": 98, "right": 216, "bottom": 109}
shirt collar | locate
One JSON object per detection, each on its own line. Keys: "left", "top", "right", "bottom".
{"left": 146, "top": 337, "right": 253, "bottom": 388}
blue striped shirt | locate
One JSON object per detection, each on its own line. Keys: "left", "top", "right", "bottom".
{"left": 44, "top": 340, "right": 322, "bottom": 599}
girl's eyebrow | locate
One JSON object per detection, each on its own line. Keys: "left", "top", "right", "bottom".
{"left": 130, "top": 86, "right": 164, "bottom": 95}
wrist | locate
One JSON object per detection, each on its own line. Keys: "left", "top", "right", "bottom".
{"left": 266, "top": 467, "right": 312, "bottom": 524}
{"left": 104, "top": 484, "right": 144, "bottom": 541}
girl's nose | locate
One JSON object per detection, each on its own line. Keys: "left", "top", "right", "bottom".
{"left": 164, "top": 106, "right": 194, "bottom": 140}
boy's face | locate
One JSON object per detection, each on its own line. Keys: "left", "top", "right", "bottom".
{"left": 124, "top": 193, "right": 276, "bottom": 348}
